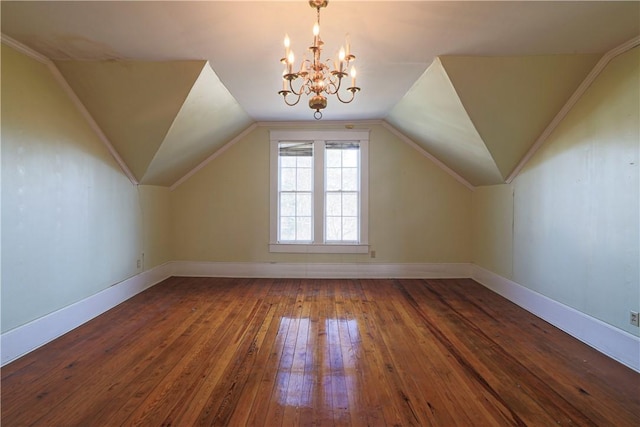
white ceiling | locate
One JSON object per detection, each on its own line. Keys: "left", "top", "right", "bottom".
{"left": 2, "top": 1, "right": 639, "bottom": 186}
{"left": 3, "top": 0, "right": 638, "bottom": 122}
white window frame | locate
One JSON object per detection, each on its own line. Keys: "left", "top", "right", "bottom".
{"left": 270, "top": 130, "right": 369, "bottom": 254}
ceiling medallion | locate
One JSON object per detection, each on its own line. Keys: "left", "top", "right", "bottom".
{"left": 278, "top": 0, "right": 360, "bottom": 120}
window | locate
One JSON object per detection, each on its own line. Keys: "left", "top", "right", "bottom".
{"left": 270, "top": 130, "right": 369, "bottom": 253}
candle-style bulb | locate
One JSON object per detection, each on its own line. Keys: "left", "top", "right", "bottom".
{"left": 350, "top": 66, "right": 356, "bottom": 87}
{"left": 284, "top": 34, "right": 290, "bottom": 49}
{"left": 339, "top": 47, "right": 346, "bottom": 62}
{"left": 287, "top": 51, "right": 295, "bottom": 74}
{"left": 313, "top": 22, "right": 320, "bottom": 36}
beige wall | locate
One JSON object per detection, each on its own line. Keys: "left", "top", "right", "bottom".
{"left": 472, "top": 184, "right": 513, "bottom": 279}
{"left": 171, "top": 124, "right": 472, "bottom": 264}
{"left": 138, "top": 185, "right": 173, "bottom": 269}
{"left": 472, "top": 47, "right": 639, "bottom": 336}
{"left": 1, "top": 45, "right": 171, "bottom": 333}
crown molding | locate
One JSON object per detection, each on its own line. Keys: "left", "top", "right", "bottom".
{"left": 506, "top": 35, "right": 640, "bottom": 184}
{"left": 1, "top": 33, "right": 49, "bottom": 64}
{"left": 1, "top": 33, "right": 139, "bottom": 186}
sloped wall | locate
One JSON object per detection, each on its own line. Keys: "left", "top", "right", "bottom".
{"left": 170, "top": 124, "right": 472, "bottom": 264}
{"left": 472, "top": 47, "right": 639, "bottom": 336}
{"left": 0, "top": 45, "right": 171, "bottom": 333}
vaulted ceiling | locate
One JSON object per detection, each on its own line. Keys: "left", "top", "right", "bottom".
{"left": 2, "top": 1, "right": 638, "bottom": 187}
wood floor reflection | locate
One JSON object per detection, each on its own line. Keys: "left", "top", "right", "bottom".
{"left": 2, "top": 277, "right": 639, "bottom": 426}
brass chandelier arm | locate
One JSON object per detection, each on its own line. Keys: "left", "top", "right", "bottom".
{"left": 279, "top": 90, "right": 303, "bottom": 106}
{"left": 335, "top": 86, "right": 360, "bottom": 104}
{"left": 283, "top": 72, "right": 306, "bottom": 96}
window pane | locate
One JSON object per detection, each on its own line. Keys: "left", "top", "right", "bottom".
{"left": 326, "top": 149, "right": 341, "bottom": 167}
{"left": 280, "top": 217, "right": 295, "bottom": 241}
{"left": 326, "top": 217, "right": 342, "bottom": 241}
{"left": 342, "top": 193, "right": 358, "bottom": 216}
{"left": 326, "top": 193, "right": 341, "bottom": 216}
{"left": 326, "top": 168, "right": 342, "bottom": 191}
{"left": 297, "top": 167, "right": 312, "bottom": 191}
{"left": 297, "top": 217, "right": 312, "bottom": 241}
{"left": 297, "top": 156, "right": 312, "bottom": 168}
{"left": 342, "top": 217, "right": 358, "bottom": 241}
{"left": 296, "top": 193, "right": 312, "bottom": 216}
{"left": 342, "top": 167, "right": 358, "bottom": 191}
{"left": 280, "top": 168, "right": 296, "bottom": 191}
{"left": 280, "top": 193, "right": 296, "bottom": 216}
{"left": 280, "top": 156, "right": 296, "bottom": 167}
{"left": 342, "top": 149, "right": 358, "bottom": 167}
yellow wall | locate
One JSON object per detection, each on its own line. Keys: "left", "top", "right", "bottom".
{"left": 1, "top": 45, "right": 171, "bottom": 333}
{"left": 171, "top": 124, "right": 472, "bottom": 263}
{"left": 138, "top": 185, "right": 173, "bottom": 269}
{"left": 472, "top": 47, "right": 639, "bottom": 336}
{"left": 472, "top": 184, "right": 513, "bottom": 279}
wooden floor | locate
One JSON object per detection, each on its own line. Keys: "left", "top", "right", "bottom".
{"left": 2, "top": 277, "right": 639, "bottom": 426}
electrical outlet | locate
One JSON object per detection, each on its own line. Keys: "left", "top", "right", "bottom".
{"left": 137, "top": 259, "right": 142, "bottom": 269}
{"left": 370, "top": 250, "right": 376, "bottom": 258}
{"left": 630, "top": 311, "right": 639, "bottom": 327}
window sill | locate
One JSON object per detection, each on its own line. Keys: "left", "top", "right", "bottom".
{"left": 269, "top": 243, "right": 370, "bottom": 254}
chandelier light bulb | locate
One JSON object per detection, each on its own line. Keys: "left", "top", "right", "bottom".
{"left": 350, "top": 66, "right": 356, "bottom": 87}
{"left": 287, "top": 51, "right": 295, "bottom": 73}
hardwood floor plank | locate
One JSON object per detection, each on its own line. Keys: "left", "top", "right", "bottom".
{"left": 404, "top": 279, "right": 631, "bottom": 425}
{"left": 75, "top": 277, "right": 256, "bottom": 426}
{"left": 242, "top": 278, "right": 303, "bottom": 427}
{"left": 0, "top": 277, "right": 175, "bottom": 399}
{"left": 2, "top": 277, "right": 638, "bottom": 426}
{"left": 158, "top": 279, "right": 275, "bottom": 426}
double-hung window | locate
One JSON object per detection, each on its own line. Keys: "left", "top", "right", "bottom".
{"left": 270, "top": 130, "right": 369, "bottom": 253}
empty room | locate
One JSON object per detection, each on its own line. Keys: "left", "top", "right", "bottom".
{"left": 1, "top": 1, "right": 639, "bottom": 425}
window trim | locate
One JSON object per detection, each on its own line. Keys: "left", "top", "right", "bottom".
{"left": 269, "top": 130, "right": 369, "bottom": 254}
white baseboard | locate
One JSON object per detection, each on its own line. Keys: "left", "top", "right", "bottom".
{"left": 0, "top": 262, "right": 174, "bottom": 366}
{"left": 472, "top": 265, "right": 640, "bottom": 373}
{"left": 171, "top": 261, "right": 472, "bottom": 279}
{"left": 4, "top": 260, "right": 637, "bottom": 374}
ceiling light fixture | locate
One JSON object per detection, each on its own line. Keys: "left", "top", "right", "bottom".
{"left": 278, "top": 0, "right": 360, "bottom": 120}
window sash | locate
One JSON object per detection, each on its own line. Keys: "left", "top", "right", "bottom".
{"left": 277, "top": 142, "right": 313, "bottom": 243}
{"left": 324, "top": 142, "right": 360, "bottom": 243}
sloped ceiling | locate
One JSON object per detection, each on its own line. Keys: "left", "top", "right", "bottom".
{"left": 386, "top": 58, "right": 504, "bottom": 186}
{"left": 55, "top": 60, "right": 252, "bottom": 185}
{"left": 55, "top": 60, "right": 204, "bottom": 182}
{"left": 142, "top": 64, "right": 253, "bottom": 186}
{"left": 387, "top": 54, "right": 602, "bottom": 186}
{"left": 2, "top": 1, "right": 639, "bottom": 187}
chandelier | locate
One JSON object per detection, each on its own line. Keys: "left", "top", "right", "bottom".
{"left": 278, "top": 0, "right": 360, "bottom": 120}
